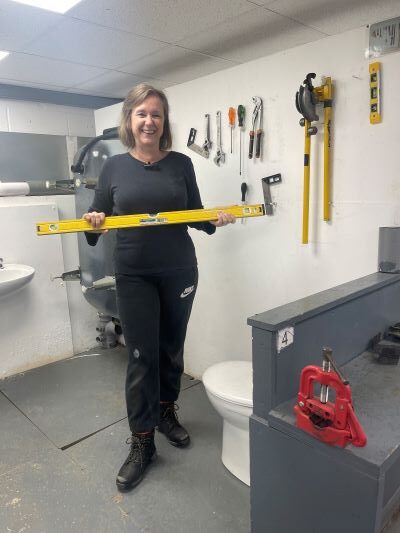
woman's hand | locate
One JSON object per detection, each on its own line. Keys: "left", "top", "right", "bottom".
{"left": 82, "top": 211, "right": 108, "bottom": 233}
{"left": 210, "top": 211, "right": 236, "bottom": 227}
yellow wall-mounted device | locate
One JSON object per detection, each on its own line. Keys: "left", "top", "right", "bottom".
{"left": 369, "top": 62, "right": 381, "bottom": 124}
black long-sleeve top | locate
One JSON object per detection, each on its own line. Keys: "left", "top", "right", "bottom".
{"left": 86, "top": 151, "right": 216, "bottom": 274}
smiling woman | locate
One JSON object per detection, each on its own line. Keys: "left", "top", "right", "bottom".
{"left": 118, "top": 84, "right": 172, "bottom": 160}
{"left": 82, "top": 83, "right": 235, "bottom": 493}
{"left": 129, "top": 96, "right": 165, "bottom": 158}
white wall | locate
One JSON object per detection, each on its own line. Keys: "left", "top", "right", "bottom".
{"left": 95, "top": 101, "right": 122, "bottom": 136}
{"left": 0, "top": 198, "right": 74, "bottom": 377}
{"left": 0, "top": 99, "right": 95, "bottom": 137}
{"left": 94, "top": 26, "right": 400, "bottom": 379}
{"left": 0, "top": 99, "right": 99, "bottom": 377}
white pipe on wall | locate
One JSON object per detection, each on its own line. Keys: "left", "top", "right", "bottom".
{"left": 0, "top": 180, "right": 74, "bottom": 196}
{"left": 0, "top": 181, "right": 30, "bottom": 196}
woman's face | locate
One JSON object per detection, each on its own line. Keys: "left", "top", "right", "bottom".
{"left": 130, "top": 95, "right": 165, "bottom": 151}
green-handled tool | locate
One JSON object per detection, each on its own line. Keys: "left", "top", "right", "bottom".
{"left": 237, "top": 105, "right": 245, "bottom": 175}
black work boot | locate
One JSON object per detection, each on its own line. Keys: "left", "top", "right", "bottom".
{"left": 157, "top": 402, "right": 190, "bottom": 447}
{"left": 116, "top": 431, "right": 156, "bottom": 492}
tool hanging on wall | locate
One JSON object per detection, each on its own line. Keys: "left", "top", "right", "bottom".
{"left": 240, "top": 182, "right": 248, "bottom": 225}
{"left": 294, "top": 347, "right": 367, "bottom": 448}
{"left": 369, "top": 62, "right": 381, "bottom": 124}
{"left": 295, "top": 73, "right": 333, "bottom": 244}
{"left": 214, "top": 111, "right": 225, "bottom": 166}
{"left": 261, "top": 174, "right": 282, "bottom": 215}
{"left": 237, "top": 105, "right": 245, "bottom": 176}
{"left": 249, "top": 96, "right": 263, "bottom": 159}
{"left": 237, "top": 105, "right": 247, "bottom": 225}
{"left": 202, "top": 113, "right": 212, "bottom": 152}
{"left": 187, "top": 127, "right": 209, "bottom": 159}
{"left": 36, "top": 179, "right": 278, "bottom": 236}
{"left": 228, "top": 107, "right": 236, "bottom": 154}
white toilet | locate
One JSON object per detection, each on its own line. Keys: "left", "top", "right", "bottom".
{"left": 202, "top": 360, "right": 253, "bottom": 486}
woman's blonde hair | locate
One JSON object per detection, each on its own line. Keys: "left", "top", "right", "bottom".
{"left": 118, "top": 83, "right": 172, "bottom": 150}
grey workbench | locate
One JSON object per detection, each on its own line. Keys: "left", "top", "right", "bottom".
{"left": 248, "top": 272, "right": 400, "bottom": 533}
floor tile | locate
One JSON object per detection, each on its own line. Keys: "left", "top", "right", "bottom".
{"left": 0, "top": 392, "right": 54, "bottom": 476}
{"left": 66, "top": 383, "right": 250, "bottom": 533}
{"left": 0, "top": 452, "right": 141, "bottom": 533}
{"left": 0, "top": 346, "right": 199, "bottom": 449}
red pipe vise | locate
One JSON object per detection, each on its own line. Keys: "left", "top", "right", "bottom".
{"left": 294, "top": 347, "right": 367, "bottom": 448}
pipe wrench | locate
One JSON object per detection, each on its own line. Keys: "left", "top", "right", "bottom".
{"left": 249, "top": 96, "right": 263, "bottom": 159}
{"left": 214, "top": 111, "right": 225, "bottom": 166}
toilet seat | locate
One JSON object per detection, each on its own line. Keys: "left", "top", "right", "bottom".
{"left": 202, "top": 361, "right": 252, "bottom": 407}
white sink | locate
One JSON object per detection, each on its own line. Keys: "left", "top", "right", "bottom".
{"left": 0, "top": 264, "right": 35, "bottom": 298}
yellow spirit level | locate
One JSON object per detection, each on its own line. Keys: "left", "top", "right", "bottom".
{"left": 369, "top": 62, "right": 381, "bottom": 124}
{"left": 36, "top": 204, "right": 265, "bottom": 236}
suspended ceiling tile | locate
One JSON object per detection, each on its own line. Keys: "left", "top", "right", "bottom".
{"left": 247, "top": 0, "right": 279, "bottom": 5}
{"left": 25, "top": 18, "right": 167, "bottom": 70}
{"left": 63, "top": 87, "right": 123, "bottom": 98}
{"left": 178, "top": 6, "right": 326, "bottom": 63}
{"left": 67, "top": 0, "right": 255, "bottom": 43}
{"left": 71, "top": 70, "right": 159, "bottom": 98}
{"left": 141, "top": 78, "right": 177, "bottom": 90}
{"left": 66, "top": 78, "right": 175, "bottom": 98}
{"left": 266, "top": 0, "right": 400, "bottom": 36}
{"left": 0, "top": 78, "right": 68, "bottom": 92}
{"left": 119, "top": 46, "right": 237, "bottom": 85}
{"left": 0, "top": 52, "right": 106, "bottom": 87}
{"left": 0, "top": 0, "right": 62, "bottom": 51}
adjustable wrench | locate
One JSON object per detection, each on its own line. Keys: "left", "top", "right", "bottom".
{"left": 202, "top": 113, "right": 212, "bottom": 153}
{"left": 214, "top": 111, "right": 225, "bottom": 166}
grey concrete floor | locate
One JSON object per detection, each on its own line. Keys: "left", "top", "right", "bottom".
{"left": 0, "top": 346, "right": 249, "bottom": 533}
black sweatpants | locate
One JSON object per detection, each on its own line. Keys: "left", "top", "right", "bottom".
{"left": 116, "top": 267, "right": 198, "bottom": 433}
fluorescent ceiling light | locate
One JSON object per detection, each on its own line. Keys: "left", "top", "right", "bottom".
{"left": 9, "top": 0, "right": 82, "bottom": 14}
{"left": 0, "top": 51, "right": 10, "bottom": 61}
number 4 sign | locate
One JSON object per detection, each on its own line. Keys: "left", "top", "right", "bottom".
{"left": 277, "top": 326, "right": 294, "bottom": 353}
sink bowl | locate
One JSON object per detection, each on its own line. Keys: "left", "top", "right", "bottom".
{"left": 0, "top": 264, "right": 35, "bottom": 298}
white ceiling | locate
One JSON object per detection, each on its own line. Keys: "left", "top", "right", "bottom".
{"left": 0, "top": 0, "right": 399, "bottom": 100}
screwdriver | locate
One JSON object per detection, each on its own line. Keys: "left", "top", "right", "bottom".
{"left": 228, "top": 107, "right": 236, "bottom": 154}
{"left": 237, "top": 105, "right": 245, "bottom": 175}
{"left": 241, "top": 181, "right": 248, "bottom": 225}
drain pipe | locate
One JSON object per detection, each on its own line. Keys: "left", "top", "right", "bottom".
{"left": 50, "top": 273, "right": 119, "bottom": 349}
{"left": 96, "top": 313, "right": 117, "bottom": 349}
{"left": 114, "top": 319, "right": 126, "bottom": 346}
{"left": 0, "top": 179, "right": 74, "bottom": 196}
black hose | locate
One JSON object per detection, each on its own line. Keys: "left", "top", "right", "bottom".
{"left": 71, "top": 127, "right": 119, "bottom": 175}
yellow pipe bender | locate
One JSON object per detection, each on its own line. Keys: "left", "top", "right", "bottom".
{"left": 296, "top": 73, "right": 333, "bottom": 244}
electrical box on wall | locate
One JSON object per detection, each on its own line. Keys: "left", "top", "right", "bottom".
{"left": 369, "top": 16, "right": 400, "bottom": 57}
